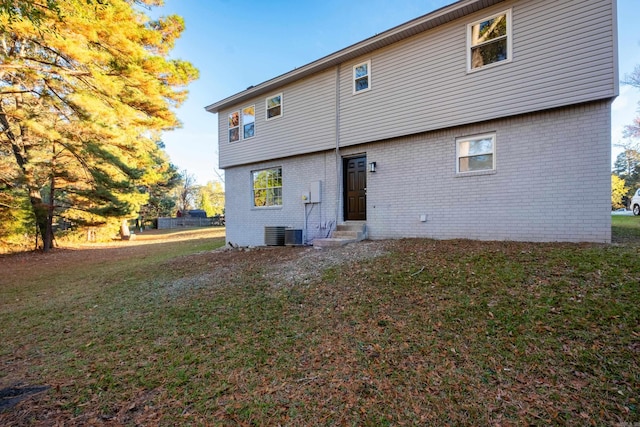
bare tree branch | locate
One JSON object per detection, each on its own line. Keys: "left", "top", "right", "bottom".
{"left": 622, "top": 64, "right": 640, "bottom": 89}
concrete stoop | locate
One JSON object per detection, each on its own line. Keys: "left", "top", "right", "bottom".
{"left": 313, "top": 222, "right": 367, "bottom": 248}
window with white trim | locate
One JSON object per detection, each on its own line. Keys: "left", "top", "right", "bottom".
{"left": 456, "top": 133, "right": 496, "bottom": 174}
{"left": 467, "top": 9, "right": 511, "bottom": 71}
{"left": 228, "top": 111, "right": 239, "bottom": 142}
{"left": 353, "top": 60, "right": 371, "bottom": 94}
{"left": 242, "top": 105, "right": 255, "bottom": 139}
{"left": 252, "top": 167, "right": 282, "bottom": 207}
{"left": 266, "top": 94, "right": 282, "bottom": 120}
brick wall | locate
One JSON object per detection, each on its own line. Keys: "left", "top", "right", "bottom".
{"left": 224, "top": 151, "right": 340, "bottom": 247}
{"left": 224, "top": 100, "right": 611, "bottom": 245}
{"left": 364, "top": 100, "right": 612, "bottom": 242}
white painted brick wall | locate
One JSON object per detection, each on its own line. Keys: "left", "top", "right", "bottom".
{"left": 364, "top": 100, "right": 612, "bottom": 243}
{"left": 225, "top": 100, "right": 612, "bottom": 245}
{"left": 225, "top": 151, "right": 341, "bottom": 247}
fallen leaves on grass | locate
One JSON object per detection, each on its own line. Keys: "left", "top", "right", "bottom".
{"left": 1, "top": 237, "right": 639, "bottom": 425}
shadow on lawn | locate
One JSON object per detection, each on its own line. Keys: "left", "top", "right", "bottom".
{"left": 0, "top": 385, "right": 50, "bottom": 413}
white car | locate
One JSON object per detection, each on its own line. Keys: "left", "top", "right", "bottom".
{"left": 632, "top": 189, "right": 640, "bottom": 216}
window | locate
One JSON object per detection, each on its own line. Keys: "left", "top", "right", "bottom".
{"left": 467, "top": 9, "right": 511, "bottom": 71}
{"left": 228, "top": 107, "right": 256, "bottom": 141}
{"left": 252, "top": 167, "right": 282, "bottom": 207}
{"left": 242, "top": 105, "right": 255, "bottom": 139}
{"left": 228, "top": 111, "right": 239, "bottom": 142}
{"left": 266, "top": 94, "right": 282, "bottom": 120}
{"left": 353, "top": 60, "right": 371, "bottom": 94}
{"left": 456, "top": 133, "right": 495, "bottom": 173}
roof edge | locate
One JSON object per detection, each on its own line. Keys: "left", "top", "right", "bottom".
{"left": 205, "top": 0, "right": 504, "bottom": 114}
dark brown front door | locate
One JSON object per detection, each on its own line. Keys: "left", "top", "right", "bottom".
{"left": 344, "top": 156, "right": 367, "bottom": 221}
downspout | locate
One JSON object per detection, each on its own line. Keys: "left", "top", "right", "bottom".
{"left": 335, "top": 64, "right": 341, "bottom": 225}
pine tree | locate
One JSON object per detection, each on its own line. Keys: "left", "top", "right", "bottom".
{"left": 1, "top": 0, "right": 198, "bottom": 250}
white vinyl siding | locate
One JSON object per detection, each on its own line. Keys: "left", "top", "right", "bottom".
{"left": 219, "top": 69, "right": 336, "bottom": 168}
{"left": 217, "top": 0, "right": 616, "bottom": 168}
{"left": 338, "top": 0, "right": 615, "bottom": 149}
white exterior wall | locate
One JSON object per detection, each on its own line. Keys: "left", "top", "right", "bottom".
{"left": 338, "top": 0, "right": 616, "bottom": 148}
{"left": 216, "top": 0, "right": 617, "bottom": 169}
{"left": 218, "top": 69, "right": 337, "bottom": 169}
{"left": 224, "top": 151, "right": 339, "bottom": 247}
{"left": 225, "top": 100, "right": 611, "bottom": 245}
{"left": 365, "top": 101, "right": 612, "bottom": 242}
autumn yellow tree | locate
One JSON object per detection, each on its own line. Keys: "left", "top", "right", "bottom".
{"left": 198, "top": 181, "right": 225, "bottom": 217}
{"left": 0, "top": 0, "right": 198, "bottom": 250}
{"left": 612, "top": 174, "right": 629, "bottom": 210}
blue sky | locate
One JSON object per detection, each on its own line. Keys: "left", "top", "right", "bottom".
{"left": 154, "top": 0, "right": 640, "bottom": 185}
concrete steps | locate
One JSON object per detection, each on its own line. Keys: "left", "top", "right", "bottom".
{"left": 313, "top": 222, "right": 367, "bottom": 248}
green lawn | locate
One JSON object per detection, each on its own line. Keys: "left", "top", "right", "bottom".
{"left": 612, "top": 214, "right": 640, "bottom": 243}
{"left": 0, "top": 226, "right": 638, "bottom": 425}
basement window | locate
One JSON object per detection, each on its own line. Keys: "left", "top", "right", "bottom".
{"left": 456, "top": 133, "right": 496, "bottom": 174}
{"left": 252, "top": 167, "right": 282, "bottom": 207}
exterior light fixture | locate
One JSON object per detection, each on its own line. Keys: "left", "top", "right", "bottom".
{"left": 369, "top": 161, "right": 377, "bottom": 173}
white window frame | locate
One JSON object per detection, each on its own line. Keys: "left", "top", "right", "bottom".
{"left": 228, "top": 110, "right": 240, "bottom": 142}
{"left": 353, "top": 60, "right": 371, "bottom": 94}
{"left": 252, "top": 167, "right": 283, "bottom": 208}
{"left": 242, "top": 105, "right": 255, "bottom": 139}
{"left": 266, "top": 93, "right": 283, "bottom": 120}
{"left": 466, "top": 9, "right": 512, "bottom": 72}
{"left": 456, "top": 133, "right": 496, "bottom": 174}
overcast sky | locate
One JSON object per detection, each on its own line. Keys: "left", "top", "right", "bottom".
{"left": 153, "top": 0, "right": 640, "bottom": 185}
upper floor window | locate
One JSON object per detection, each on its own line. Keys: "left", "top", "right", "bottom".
{"left": 228, "top": 107, "right": 256, "bottom": 142}
{"left": 228, "top": 111, "right": 239, "bottom": 142}
{"left": 353, "top": 60, "right": 371, "bottom": 94}
{"left": 456, "top": 133, "right": 496, "bottom": 174}
{"left": 266, "top": 94, "right": 282, "bottom": 120}
{"left": 242, "top": 105, "right": 255, "bottom": 139}
{"left": 252, "top": 167, "right": 282, "bottom": 207}
{"left": 467, "top": 9, "right": 512, "bottom": 71}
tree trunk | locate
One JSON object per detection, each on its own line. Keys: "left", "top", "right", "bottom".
{"left": 29, "top": 188, "right": 54, "bottom": 251}
{"left": 45, "top": 174, "right": 56, "bottom": 251}
{"left": 2, "top": 108, "right": 55, "bottom": 252}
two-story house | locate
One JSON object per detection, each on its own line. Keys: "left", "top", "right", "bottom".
{"left": 206, "top": 0, "right": 618, "bottom": 247}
